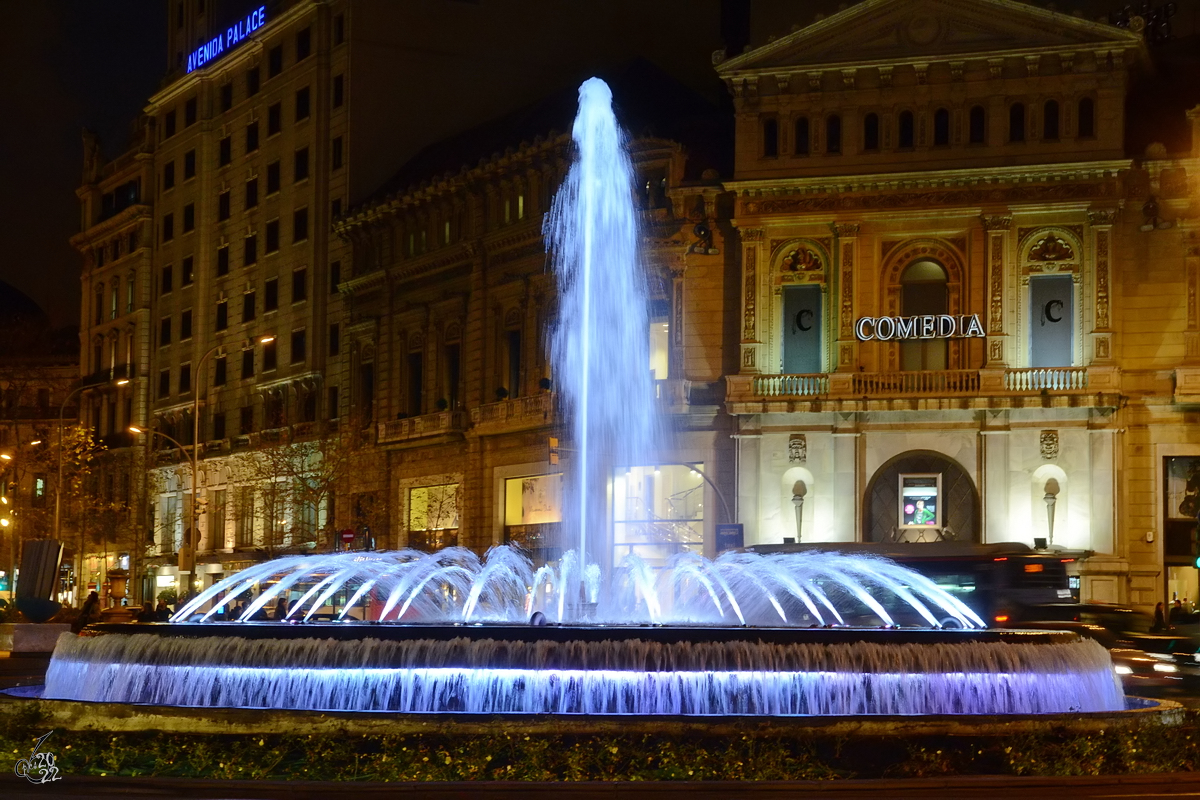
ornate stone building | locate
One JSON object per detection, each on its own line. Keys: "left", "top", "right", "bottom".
{"left": 717, "top": 0, "right": 1199, "bottom": 607}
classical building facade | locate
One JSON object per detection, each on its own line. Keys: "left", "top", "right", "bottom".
{"left": 716, "top": 0, "right": 1199, "bottom": 608}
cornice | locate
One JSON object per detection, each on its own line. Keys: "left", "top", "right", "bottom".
{"left": 70, "top": 205, "right": 153, "bottom": 251}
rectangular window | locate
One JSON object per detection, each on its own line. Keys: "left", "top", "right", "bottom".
{"left": 408, "top": 484, "right": 460, "bottom": 536}
{"left": 246, "top": 121, "right": 259, "bottom": 153}
{"left": 161, "top": 264, "right": 173, "bottom": 294}
{"left": 245, "top": 176, "right": 259, "bottom": 208}
{"left": 296, "top": 27, "right": 311, "bottom": 60}
{"left": 265, "top": 277, "right": 279, "bottom": 310}
{"left": 159, "top": 316, "right": 171, "bottom": 345}
{"left": 220, "top": 82, "right": 233, "bottom": 111}
{"left": 184, "top": 149, "right": 196, "bottom": 179}
{"left": 216, "top": 244, "right": 229, "bottom": 275}
{"left": 246, "top": 66, "right": 260, "bottom": 96}
{"left": 239, "top": 406, "right": 254, "bottom": 437}
{"left": 334, "top": 13, "right": 345, "bottom": 44}
{"left": 291, "top": 329, "right": 307, "bottom": 363}
{"left": 613, "top": 464, "right": 705, "bottom": 567}
{"left": 329, "top": 261, "right": 341, "bottom": 293}
{"left": 180, "top": 309, "right": 192, "bottom": 339}
{"left": 503, "top": 474, "right": 563, "bottom": 526}
{"left": 235, "top": 485, "right": 254, "bottom": 544}
{"left": 181, "top": 256, "right": 194, "bottom": 286}
{"left": 214, "top": 355, "right": 227, "bottom": 386}
{"left": 331, "top": 198, "right": 342, "bottom": 218}
{"left": 127, "top": 273, "right": 135, "bottom": 312}
{"left": 163, "top": 161, "right": 175, "bottom": 190}
{"left": 327, "top": 386, "right": 339, "bottom": 419}
{"left": 781, "top": 285, "right": 821, "bottom": 374}
{"left": 294, "top": 147, "right": 309, "bottom": 181}
{"left": 407, "top": 351, "right": 423, "bottom": 416}
{"left": 164, "top": 109, "right": 176, "bottom": 138}
{"left": 158, "top": 369, "right": 170, "bottom": 398}
{"left": 241, "top": 348, "right": 254, "bottom": 379}
{"left": 263, "top": 339, "right": 277, "bottom": 371}
{"left": 243, "top": 290, "right": 256, "bottom": 321}
{"left": 266, "top": 219, "right": 280, "bottom": 253}
{"left": 333, "top": 75, "right": 344, "bottom": 108}
{"left": 331, "top": 136, "right": 343, "bottom": 169}
{"left": 218, "top": 190, "right": 230, "bottom": 220}
{"left": 216, "top": 299, "right": 228, "bottom": 330}
{"left": 293, "top": 208, "right": 308, "bottom": 242}
{"left": 268, "top": 102, "right": 281, "bottom": 135}
{"left": 179, "top": 362, "right": 191, "bottom": 393}
{"left": 162, "top": 212, "right": 174, "bottom": 242}
{"left": 219, "top": 135, "right": 232, "bottom": 166}
{"left": 292, "top": 267, "right": 307, "bottom": 302}
{"left": 266, "top": 161, "right": 280, "bottom": 193}
{"left": 268, "top": 44, "right": 283, "bottom": 77}
{"left": 185, "top": 97, "right": 197, "bottom": 126}
{"left": 244, "top": 234, "right": 257, "bottom": 265}
{"left": 329, "top": 322, "right": 340, "bottom": 356}
{"left": 212, "top": 411, "right": 226, "bottom": 440}
{"left": 182, "top": 202, "right": 195, "bottom": 232}
{"left": 295, "top": 87, "right": 310, "bottom": 121}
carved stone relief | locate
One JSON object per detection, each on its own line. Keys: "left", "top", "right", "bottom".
{"left": 1040, "top": 430, "right": 1059, "bottom": 460}
{"left": 788, "top": 434, "right": 807, "bottom": 464}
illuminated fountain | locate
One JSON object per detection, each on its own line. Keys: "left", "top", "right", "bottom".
{"left": 41, "top": 78, "right": 1125, "bottom": 717}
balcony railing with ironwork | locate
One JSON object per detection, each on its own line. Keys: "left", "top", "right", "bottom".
{"left": 470, "top": 392, "right": 554, "bottom": 433}
{"left": 377, "top": 411, "right": 468, "bottom": 444}
{"left": 727, "top": 365, "right": 1117, "bottom": 408}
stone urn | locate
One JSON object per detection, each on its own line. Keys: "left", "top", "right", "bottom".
{"left": 107, "top": 569, "right": 129, "bottom": 605}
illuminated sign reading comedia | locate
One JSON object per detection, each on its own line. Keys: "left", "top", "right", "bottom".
{"left": 855, "top": 314, "right": 986, "bottom": 342}
{"left": 187, "top": 6, "right": 267, "bottom": 73}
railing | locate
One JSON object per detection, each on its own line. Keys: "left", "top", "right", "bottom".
{"left": 377, "top": 411, "right": 467, "bottom": 444}
{"left": 470, "top": 393, "right": 553, "bottom": 429}
{"left": 1004, "top": 367, "right": 1088, "bottom": 392}
{"left": 752, "top": 374, "right": 828, "bottom": 397}
{"left": 854, "top": 370, "right": 980, "bottom": 397}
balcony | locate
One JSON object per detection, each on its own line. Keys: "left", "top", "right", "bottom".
{"left": 377, "top": 411, "right": 468, "bottom": 445}
{"left": 726, "top": 366, "right": 1118, "bottom": 413}
{"left": 470, "top": 393, "right": 554, "bottom": 435}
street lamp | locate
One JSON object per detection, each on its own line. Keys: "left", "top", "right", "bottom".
{"left": 135, "top": 335, "right": 273, "bottom": 600}
{"left": 54, "top": 378, "right": 129, "bottom": 543}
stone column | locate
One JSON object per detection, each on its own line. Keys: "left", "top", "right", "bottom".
{"left": 830, "top": 223, "right": 860, "bottom": 372}
{"left": 832, "top": 430, "right": 858, "bottom": 541}
{"left": 1087, "top": 209, "right": 1117, "bottom": 363}
{"left": 734, "top": 432, "right": 761, "bottom": 544}
{"left": 1183, "top": 224, "right": 1200, "bottom": 363}
{"left": 738, "top": 227, "right": 764, "bottom": 374}
{"left": 980, "top": 423, "right": 1009, "bottom": 545}
{"left": 980, "top": 214, "right": 1011, "bottom": 366}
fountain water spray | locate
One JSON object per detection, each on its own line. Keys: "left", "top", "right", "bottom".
{"left": 545, "top": 78, "right": 664, "bottom": 599}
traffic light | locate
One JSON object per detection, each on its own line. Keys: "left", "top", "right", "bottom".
{"left": 548, "top": 436, "right": 559, "bottom": 466}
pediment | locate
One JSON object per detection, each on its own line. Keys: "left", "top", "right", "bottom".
{"left": 717, "top": 0, "right": 1143, "bottom": 74}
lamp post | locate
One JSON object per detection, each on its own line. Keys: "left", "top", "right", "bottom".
{"left": 54, "top": 379, "right": 129, "bottom": 542}
{"left": 136, "top": 335, "right": 273, "bottom": 602}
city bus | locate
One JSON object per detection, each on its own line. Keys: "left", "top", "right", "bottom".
{"left": 748, "top": 541, "right": 1076, "bottom": 627}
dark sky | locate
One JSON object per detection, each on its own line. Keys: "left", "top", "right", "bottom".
{"left": 1, "top": 0, "right": 1197, "bottom": 331}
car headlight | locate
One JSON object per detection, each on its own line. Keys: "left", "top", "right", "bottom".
{"left": 1153, "top": 663, "right": 1179, "bottom": 673}
{"left": 1115, "top": 665, "right": 1133, "bottom": 675}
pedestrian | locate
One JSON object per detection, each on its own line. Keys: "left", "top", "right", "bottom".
{"left": 272, "top": 595, "right": 290, "bottom": 621}
{"left": 71, "top": 591, "right": 102, "bottom": 633}
{"left": 1153, "top": 601, "right": 1167, "bottom": 632}
{"left": 136, "top": 601, "right": 156, "bottom": 623}
{"left": 155, "top": 599, "right": 172, "bottom": 622}
{"left": 1169, "top": 599, "right": 1185, "bottom": 625}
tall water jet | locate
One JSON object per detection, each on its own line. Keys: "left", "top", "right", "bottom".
{"left": 546, "top": 78, "right": 664, "bottom": 599}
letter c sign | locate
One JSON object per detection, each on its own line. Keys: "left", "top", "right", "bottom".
{"left": 796, "top": 309, "right": 813, "bottom": 331}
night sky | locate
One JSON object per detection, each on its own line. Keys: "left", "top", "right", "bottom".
{"left": 1, "top": 0, "right": 1197, "bottom": 332}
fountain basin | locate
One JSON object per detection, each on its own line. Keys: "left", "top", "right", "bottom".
{"left": 43, "top": 624, "right": 1125, "bottom": 716}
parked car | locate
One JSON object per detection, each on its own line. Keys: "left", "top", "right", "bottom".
{"left": 1013, "top": 603, "right": 1200, "bottom": 686}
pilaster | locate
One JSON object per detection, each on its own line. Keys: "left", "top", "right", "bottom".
{"left": 739, "top": 227, "right": 763, "bottom": 373}
{"left": 830, "top": 222, "right": 860, "bottom": 371}
{"left": 1087, "top": 208, "right": 1117, "bottom": 363}
{"left": 980, "top": 214, "right": 1011, "bottom": 366}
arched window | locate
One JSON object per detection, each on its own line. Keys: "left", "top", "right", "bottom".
{"left": 900, "top": 260, "right": 948, "bottom": 371}
{"left": 1043, "top": 100, "right": 1060, "bottom": 140}
{"left": 1009, "top": 102, "right": 1025, "bottom": 142}
{"left": 794, "top": 117, "right": 810, "bottom": 155}
{"left": 898, "top": 110, "right": 914, "bottom": 148}
{"left": 933, "top": 108, "right": 950, "bottom": 146}
{"left": 126, "top": 271, "right": 136, "bottom": 313}
{"left": 94, "top": 284, "right": 104, "bottom": 325}
{"left": 1077, "top": 97, "right": 1095, "bottom": 138}
{"left": 968, "top": 106, "right": 986, "bottom": 144}
{"left": 110, "top": 280, "right": 119, "bottom": 320}
{"left": 762, "top": 117, "right": 778, "bottom": 157}
{"left": 863, "top": 113, "right": 879, "bottom": 151}
{"left": 825, "top": 115, "right": 841, "bottom": 154}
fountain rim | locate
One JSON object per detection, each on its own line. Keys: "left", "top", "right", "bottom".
{"left": 79, "top": 622, "right": 1086, "bottom": 647}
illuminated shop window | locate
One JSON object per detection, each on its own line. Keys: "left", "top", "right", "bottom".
{"left": 504, "top": 474, "right": 562, "bottom": 526}
{"left": 613, "top": 464, "right": 704, "bottom": 568}
{"left": 649, "top": 319, "right": 669, "bottom": 380}
{"left": 409, "top": 483, "right": 459, "bottom": 551}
